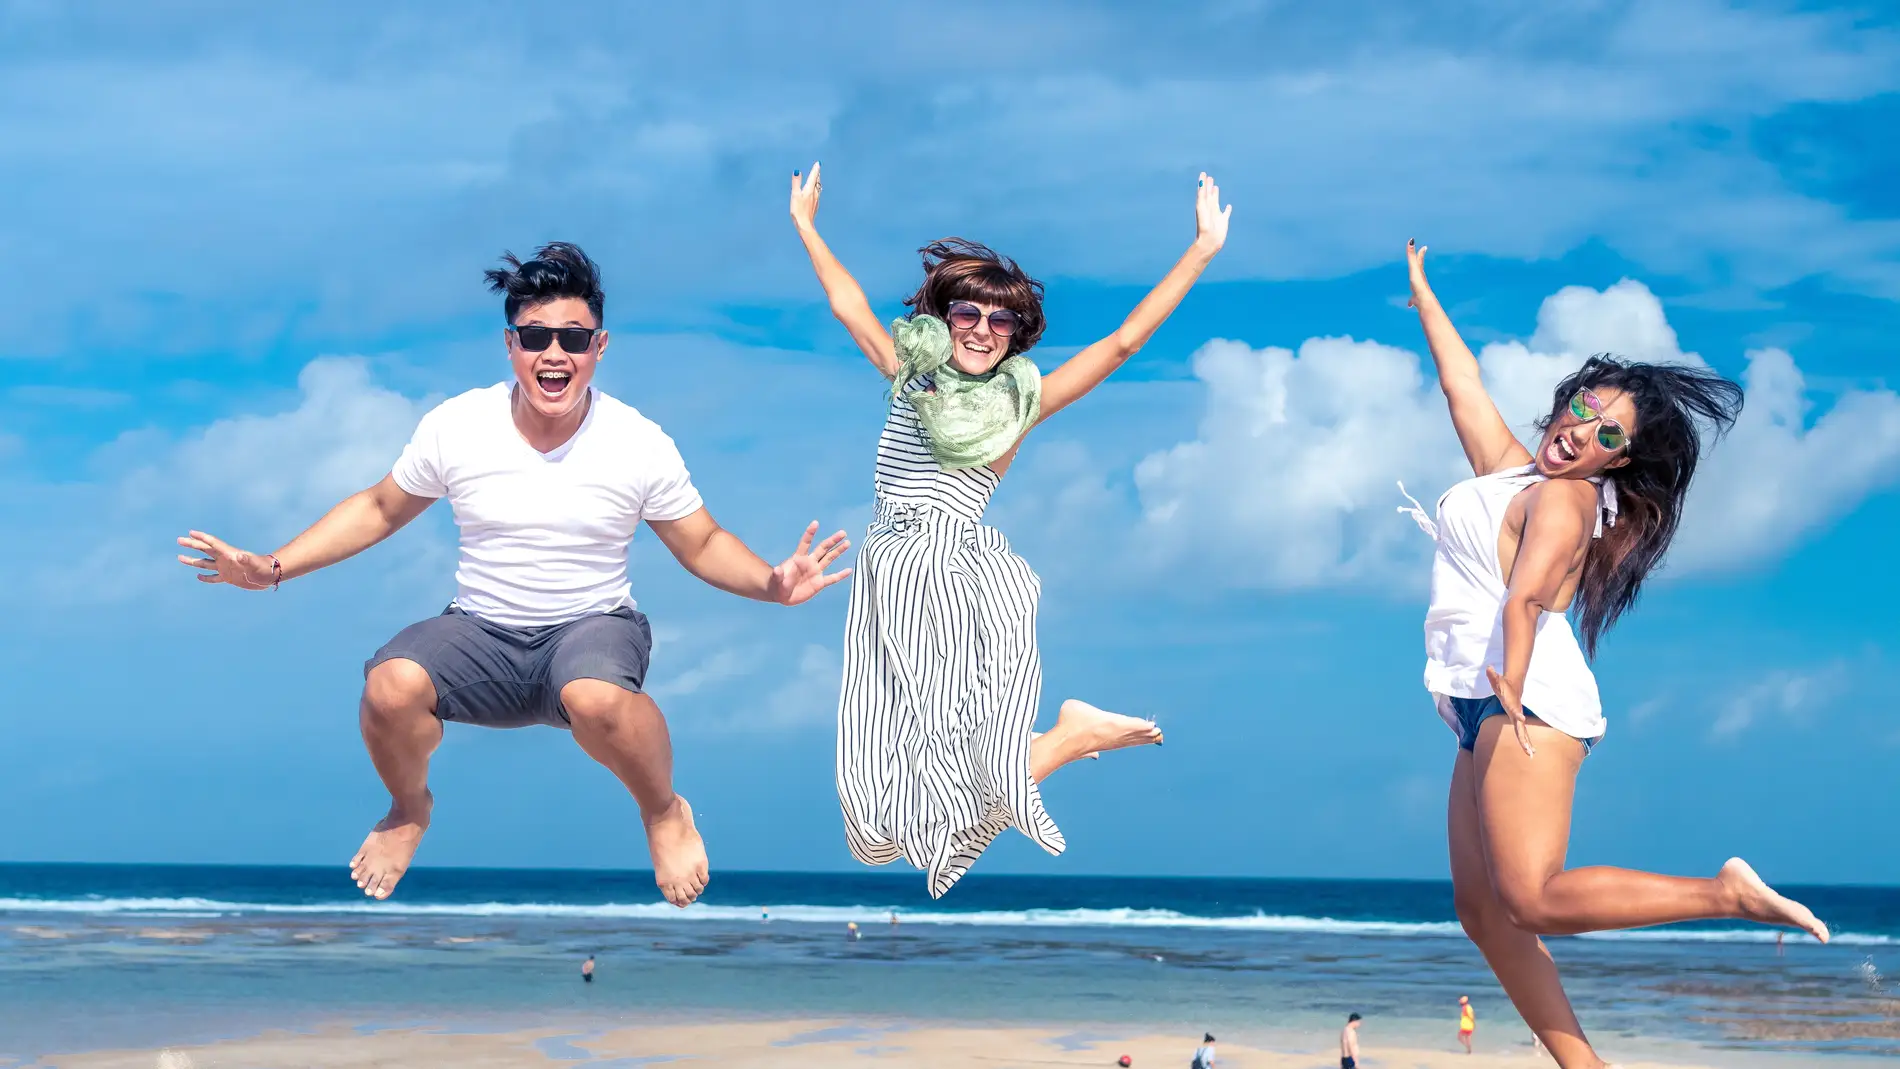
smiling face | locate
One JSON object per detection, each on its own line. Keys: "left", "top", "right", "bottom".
{"left": 946, "top": 299, "right": 1019, "bottom": 374}
{"left": 1535, "top": 384, "right": 1637, "bottom": 478}
{"left": 507, "top": 296, "right": 606, "bottom": 421}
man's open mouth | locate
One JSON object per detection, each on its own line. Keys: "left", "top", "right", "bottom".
{"left": 536, "top": 370, "right": 573, "bottom": 398}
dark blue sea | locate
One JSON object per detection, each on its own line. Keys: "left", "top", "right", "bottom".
{"left": 2, "top": 864, "right": 1895, "bottom": 1064}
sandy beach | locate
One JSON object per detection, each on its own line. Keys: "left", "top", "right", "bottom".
{"left": 7, "top": 867, "right": 1892, "bottom": 1066}
{"left": 41, "top": 1017, "right": 1729, "bottom": 1069}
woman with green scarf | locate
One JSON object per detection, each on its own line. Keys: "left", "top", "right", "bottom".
{"left": 790, "top": 164, "right": 1231, "bottom": 897}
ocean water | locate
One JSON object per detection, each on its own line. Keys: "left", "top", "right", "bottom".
{"left": 1, "top": 863, "right": 1896, "bottom": 1064}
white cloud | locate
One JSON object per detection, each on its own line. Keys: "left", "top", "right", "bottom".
{"left": 1710, "top": 661, "right": 1850, "bottom": 740}
{"left": 1131, "top": 333, "right": 1456, "bottom": 588}
{"left": 19, "top": 356, "right": 440, "bottom": 606}
{"left": 1124, "top": 279, "right": 1900, "bottom": 588}
{"left": 1674, "top": 349, "right": 1900, "bottom": 571}
{"left": 674, "top": 643, "right": 840, "bottom": 735}
{"left": 145, "top": 357, "right": 434, "bottom": 532}
{"left": 649, "top": 648, "right": 749, "bottom": 701}
{"left": 1, "top": 0, "right": 1898, "bottom": 357}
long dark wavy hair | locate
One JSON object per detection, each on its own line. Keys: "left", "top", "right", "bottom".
{"left": 1539, "top": 355, "right": 1744, "bottom": 656}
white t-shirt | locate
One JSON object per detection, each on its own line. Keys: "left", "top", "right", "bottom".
{"left": 390, "top": 383, "right": 704, "bottom": 627}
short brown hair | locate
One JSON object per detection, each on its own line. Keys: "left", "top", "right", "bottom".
{"left": 902, "top": 238, "right": 1047, "bottom": 357}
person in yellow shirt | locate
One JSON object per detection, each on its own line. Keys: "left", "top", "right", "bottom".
{"left": 1458, "top": 996, "right": 1475, "bottom": 1053}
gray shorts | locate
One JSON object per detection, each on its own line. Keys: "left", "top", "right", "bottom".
{"left": 365, "top": 605, "right": 652, "bottom": 729}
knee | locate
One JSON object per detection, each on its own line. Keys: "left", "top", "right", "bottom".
{"left": 1495, "top": 881, "right": 1555, "bottom": 933}
{"left": 560, "top": 678, "right": 633, "bottom": 732}
{"left": 1453, "top": 888, "right": 1495, "bottom": 942}
{"left": 363, "top": 659, "right": 436, "bottom": 724}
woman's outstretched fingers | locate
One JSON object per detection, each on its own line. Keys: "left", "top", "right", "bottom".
{"left": 789, "top": 163, "right": 822, "bottom": 225}
{"left": 1487, "top": 667, "right": 1535, "bottom": 757}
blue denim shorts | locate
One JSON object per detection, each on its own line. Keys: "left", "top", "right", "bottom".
{"left": 1449, "top": 695, "right": 1598, "bottom": 757}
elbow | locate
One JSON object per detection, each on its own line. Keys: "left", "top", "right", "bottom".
{"left": 1503, "top": 593, "right": 1548, "bottom": 621}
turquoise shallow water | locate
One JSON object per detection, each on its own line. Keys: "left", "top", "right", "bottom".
{"left": 0, "top": 863, "right": 1895, "bottom": 1063}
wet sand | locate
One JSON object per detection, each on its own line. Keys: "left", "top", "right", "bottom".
{"left": 40, "top": 1016, "right": 1750, "bottom": 1068}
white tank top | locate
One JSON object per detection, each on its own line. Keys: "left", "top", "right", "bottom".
{"left": 1398, "top": 465, "right": 1618, "bottom": 743}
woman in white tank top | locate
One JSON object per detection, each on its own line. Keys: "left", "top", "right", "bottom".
{"left": 1404, "top": 240, "right": 1829, "bottom": 1069}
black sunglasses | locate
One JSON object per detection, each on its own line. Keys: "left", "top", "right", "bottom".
{"left": 510, "top": 325, "right": 601, "bottom": 354}
{"left": 945, "top": 301, "right": 1023, "bottom": 338}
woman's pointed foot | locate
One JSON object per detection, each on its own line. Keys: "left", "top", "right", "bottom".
{"left": 1053, "top": 699, "right": 1164, "bottom": 757}
{"left": 1719, "top": 857, "right": 1828, "bottom": 943}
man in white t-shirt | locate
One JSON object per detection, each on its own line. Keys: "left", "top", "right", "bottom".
{"left": 177, "top": 243, "right": 849, "bottom": 907}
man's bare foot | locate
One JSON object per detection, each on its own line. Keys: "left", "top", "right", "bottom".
{"left": 644, "top": 795, "right": 709, "bottom": 908}
{"left": 349, "top": 792, "right": 432, "bottom": 900}
{"left": 1054, "top": 699, "right": 1164, "bottom": 759}
{"left": 1719, "top": 857, "right": 1828, "bottom": 942}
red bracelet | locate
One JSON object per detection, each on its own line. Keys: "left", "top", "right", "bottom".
{"left": 267, "top": 554, "right": 283, "bottom": 591}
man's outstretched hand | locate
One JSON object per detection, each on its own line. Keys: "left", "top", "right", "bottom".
{"left": 177, "top": 530, "right": 275, "bottom": 590}
{"left": 765, "top": 521, "right": 851, "bottom": 606}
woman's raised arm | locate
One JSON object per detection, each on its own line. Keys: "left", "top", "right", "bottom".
{"left": 790, "top": 163, "right": 898, "bottom": 378}
{"left": 1408, "top": 240, "right": 1532, "bottom": 475}
{"left": 1035, "top": 173, "right": 1231, "bottom": 423}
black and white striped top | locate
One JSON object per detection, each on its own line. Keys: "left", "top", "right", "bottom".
{"left": 873, "top": 376, "right": 1000, "bottom": 521}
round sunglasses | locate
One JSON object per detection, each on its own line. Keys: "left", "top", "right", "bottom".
{"left": 945, "top": 301, "right": 1024, "bottom": 338}
{"left": 1569, "top": 388, "right": 1631, "bottom": 452}
{"left": 510, "top": 325, "right": 601, "bottom": 354}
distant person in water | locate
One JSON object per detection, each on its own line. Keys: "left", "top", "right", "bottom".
{"left": 1457, "top": 997, "right": 1473, "bottom": 1054}
{"left": 791, "top": 164, "right": 1227, "bottom": 897}
{"left": 1404, "top": 241, "right": 1829, "bottom": 1068}
{"left": 177, "top": 243, "right": 849, "bottom": 908}
{"left": 581, "top": 955, "right": 594, "bottom": 983}
{"left": 847, "top": 921, "right": 860, "bottom": 941}
{"left": 1341, "top": 1013, "right": 1361, "bottom": 1068}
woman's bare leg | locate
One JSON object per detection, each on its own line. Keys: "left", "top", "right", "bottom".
{"left": 1474, "top": 717, "right": 1826, "bottom": 940}
{"left": 1029, "top": 699, "right": 1162, "bottom": 781}
{"left": 1449, "top": 746, "right": 1605, "bottom": 1068}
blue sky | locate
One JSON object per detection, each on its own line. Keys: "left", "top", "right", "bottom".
{"left": 2, "top": 1, "right": 1897, "bottom": 888}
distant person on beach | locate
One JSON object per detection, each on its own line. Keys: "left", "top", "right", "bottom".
{"left": 1341, "top": 1012, "right": 1361, "bottom": 1068}
{"left": 790, "top": 164, "right": 1227, "bottom": 897}
{"left": 1403, "top": 241, "right": 1830, "bottom": 1068}
{"left": 177, "top": 243, "right": 849, "bottom": 908}
{"left": 1190, "top": 1033, "right": 1216, "bottom": 1069}
{"left": 581, "top": 955, "right": 594, "bottom": 983}
{"left": 1457, "top": 996, "right": 1473, "bottom": 1053}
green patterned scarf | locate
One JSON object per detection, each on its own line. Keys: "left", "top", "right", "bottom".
{"left": 889, "top": 314, "right": 1041, "bottom": 471}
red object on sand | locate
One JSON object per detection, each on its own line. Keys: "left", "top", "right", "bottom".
{"left": 1118, "top": 1057, "right": 1132, "bottom": 1067}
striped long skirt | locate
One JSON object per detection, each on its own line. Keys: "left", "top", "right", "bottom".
{"left": 836, "top": 499, "right": 1066, "bottom": 897}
